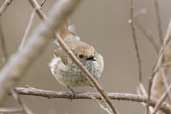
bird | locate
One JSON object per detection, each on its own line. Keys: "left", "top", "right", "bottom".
{"left": 49, "top": 22, "right": 104, "bottom": 91}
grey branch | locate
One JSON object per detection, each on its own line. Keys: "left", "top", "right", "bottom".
{"left": 11, "top": 89, "right": 33, "bottom": 114}
{"left": 0, "top": 0, "right": 81, "bottom": 103}
{"left": 14, "top": 87, "right": 171, "bottom": 114}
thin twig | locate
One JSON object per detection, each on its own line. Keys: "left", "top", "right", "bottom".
{"left": 28, "top": 0, "right": 47, "bottom": 20}
{"left": 11, "top": 89, "right": 33, "bottom": 114}
{"left": 14, "top": 87, "right": 171, "bottom": 114}
{"left": 19, "top": 11, "right": 36, "bottom": 50}
{"left": 0, "top": 0, "right": 81, "bottom": 103}
{"left": 129, "top": 2, "right": 146, "bottom": 112}
{"left": 28, "top": 0, "right": 119, "bottom": 114}
{"left": 160, "top": 68, "right": 171, "bottom": 103}
{"left": 19, "top": 0, "right": 47, "bottom": 50}
{"left": 147, "top": 20, "right": 171, "bottom": 114}
{"left": 0, "top": 17, "right": 8, "bottom": 64}
{"left": 152, "top": 83, "right": 171, "bottom": 114}
{"left": 91, "top": 96, "right": 112, "bottom": 114}
{"left": 129, "top": 0, "right": 142, "bottom": 83}
{"left": 153, "top": 0, "right": 163, "bottom": 44}
{"left": 0, "top": 0, "right": 13, "bottom": 16}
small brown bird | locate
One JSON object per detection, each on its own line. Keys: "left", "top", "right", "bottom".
{"left": 49, "top": 23, "right": 104, "bottom": 90}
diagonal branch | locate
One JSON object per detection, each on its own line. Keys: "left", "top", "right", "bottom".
{"left": 152, "top": 83, "right": 171, "bottom": 114}
{"left": 11, "top": 89, "right": 33, "bottom": 114}
{"left": 19, "top": 0, "right": 47, "bottom": 50}
{"left": 0, "top": 0, "right": 81, "bottom": 104}
{"left": 0, "top": 0, "right": 13, "bottom": 16}
{"left": 147, "top": 20, "right": 171, "bottom": 114}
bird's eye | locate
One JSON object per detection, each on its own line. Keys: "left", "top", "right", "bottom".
{"left": 86, "top": 56, "right": 96, "bottom": 61}
{"left": 78, "top": 54, "right": 84, "bottom": 59}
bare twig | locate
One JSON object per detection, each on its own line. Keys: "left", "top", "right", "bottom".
{"left": 160, "top": 68, "right": 171, "bottom": 103}
{"left": 19, "top": 11, "right": 36, "bottom": 50}
{"left": 0, "top": 0, "right": 81, "bottom": 103}
{"left": 28, "top": 0, "right": 119, "bottom": 114}
{"left": 28, "top": 0, "right": 47, "bottom": 20}
{"left": 152, "top": 83, "right": 171, "bottom": 114}
{"left": 0, "top": 107, "right": 23, "bottom": 113}
{"left": 14, "top": 87, "right": 171, "bottom": 114}
{"left": 91, "top": 96, "right": 113, "bottom": 114}
{"left": 11, "top": 89, "right": 33, "bottom": 114}
{"left": 0, "top": 17, "right": 8, "bottom": 64}
{"left": 147, "top": 20, "right": 171, "bottom": 114}
{"left": 153, "top": 0, "right": 163, "bottom": 44}
{"left": 0, "top": 0, "right": 13, "bottom": 16}
{"left": 19, "top": 0, "right": 47, "bottom": 50}
{"left": 129, "top": 0, "right": 142, "bottom": 84}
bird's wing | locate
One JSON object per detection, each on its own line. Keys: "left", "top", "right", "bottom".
{"left": 49, "top": 57, "right": 67, "bottom": 76}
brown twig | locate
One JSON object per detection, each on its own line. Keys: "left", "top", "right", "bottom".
{"left": 28, "top": 0, "right": 47, "bottom": 20}
{"left": 0, "top": 17, "right": 8, "bottom": 64}
{"left": 153, "top": 0, "right": 163, "bottom": 44}
{"left": 11, "top": 89, "right": 33, "bottom": 114}
{"left": 129, "top": 0, "right": 142, "bottom": 84}
{"left": 19, "top": 0, "right": 47, "bottom": 50}
{"left": 152, "top": 83, "right": 171, "bottom": 114}
{"left": 0, "top": 0, "right": 81, "bottom": 103}
{"left": 0, "top": 0, "right": 13, "bottom": 16}
{"left": 28, "top": 0, "right": 119, "bottom": 114}
{"left": 147, "top": 20, "right": 171, "bottom": 114}
{"left": 13, "top": 87, "right": 171, "bottom": 114}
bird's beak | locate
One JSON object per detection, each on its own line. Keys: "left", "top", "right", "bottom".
{"left": 86, "top": 56, "right": 96, "bottom": 61}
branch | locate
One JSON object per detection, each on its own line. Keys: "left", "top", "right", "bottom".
{"left": 0, "top": 17, "right": 8, "bottom": 64}
{"left": 28, "top": 0, "right": 119, "bottom": 114}
{"left": 152, "top": 83, "right": 171, "bottom": 114}
{"left": 148, "top": 20, "right": 171, "bottom": 114}
{"left": 129, "top": 0, "right": 142, "bottom": 83}
{"left": 153, "top": 0, "right": 163, "bottom": 44}
{"left": 14, "top": 87, "right": 171, "bottom": 114}
{"left": 19, "top": 0, "right": 47, "bottom": 50}
{"left": 11, "top": 89, "right": 33, "bottom": 114}
{"left": 0, "top": 0, "right": 13, "bottom": 16}
{"left": 0, "top": 0, "right": 81, "bottom": 103}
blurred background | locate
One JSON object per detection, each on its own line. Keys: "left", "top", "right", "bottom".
{"left": 0, "top": 0, "right": 171, "bottom": 114}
